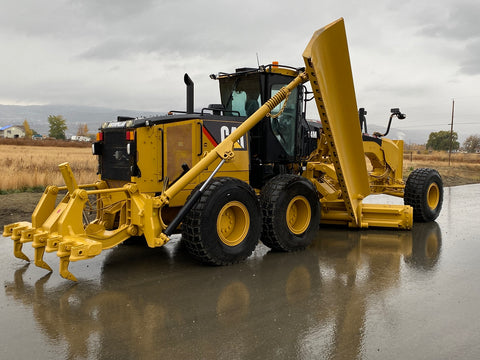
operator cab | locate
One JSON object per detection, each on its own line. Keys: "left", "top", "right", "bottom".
{"left": 212, "top": 64, "right": 317, "bottom": 187}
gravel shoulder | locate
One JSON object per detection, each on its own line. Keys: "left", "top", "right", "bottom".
{"left": 1, "top": 192, "right": 43, "bottom": 227}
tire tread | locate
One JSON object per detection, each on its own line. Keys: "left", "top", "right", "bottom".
{"left": 182, "top": 177, "right": 259, "bottom": 265}
{"left": 404, "top": 168, "right": 443, "bottom": 222}
{"left": 260, "top": 174, "right": 318, "bottom": 251}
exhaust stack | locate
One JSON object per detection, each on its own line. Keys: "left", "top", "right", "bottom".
{"left": 184, "top": 73, "right": 194, "bottom": 113}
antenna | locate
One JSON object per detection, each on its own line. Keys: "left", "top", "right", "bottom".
{"left": 256, "top": 52, "right": 260, "bottom": 67}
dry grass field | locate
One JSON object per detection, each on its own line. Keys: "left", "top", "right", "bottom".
{"left": 403, "top": 151, "right": 480, "bottom": 187}
{"left": 0, "top": 143, "right": 479, "bottom": 192}
{"left": 0, "top": 144, "right": 97, "bottom": 191}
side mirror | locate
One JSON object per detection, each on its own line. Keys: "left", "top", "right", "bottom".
{"left": 391, "top": 108, "right": 406, "bottom": 120}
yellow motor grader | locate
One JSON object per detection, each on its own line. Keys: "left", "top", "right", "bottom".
{"left": 3, "top": 18, "right": 443, "bottom": 281}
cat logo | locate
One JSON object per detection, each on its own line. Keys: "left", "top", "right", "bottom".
{"left": 220, "top": 126, "right": 245, "bottom": 149}
{"left": 202, "top": 121, "right": 247, "bottom": 151}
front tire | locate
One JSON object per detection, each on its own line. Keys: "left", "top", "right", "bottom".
{"left": 260, "top": 175, "right": 319, "bottom": 251}
{"left": 404, "top": 168, "right": 443, "bottom": 222}
{"left": 182, "top": 177, "right": 261, "bottom": 265}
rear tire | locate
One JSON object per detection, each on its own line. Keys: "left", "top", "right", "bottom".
{"left": 404, "top": 168, "right": 443, "bottom": 222}
{"left": 260, "top": 175, "right": 319, "bottom": 251}
{"left": 182, "top": 177, "right": 261, "bottom": 265}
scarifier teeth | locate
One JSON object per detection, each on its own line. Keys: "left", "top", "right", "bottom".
{"left": 4, "top": 222, "right": 33, "bottom": 262}
{"left": 59, "top": 257, "right": 77, "bottom": 282}
{"left": 32, "top": 231, "right": 52, "bottom": 272}
{"left": 34, "top": 247, "right": 52, "bottom": 272}
{"left": 13, "top": 240, "right": 30, "bottom": 262}
{"left": 57, "top": 240, "right": 79, "bottom": 282}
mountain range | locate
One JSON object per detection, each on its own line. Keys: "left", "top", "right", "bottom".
{"left": 0, "top": 104, "right": 160, "bottom": 138}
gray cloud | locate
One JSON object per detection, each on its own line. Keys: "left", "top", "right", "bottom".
{"left": 66, "top": 0, "right": 275, "bottom": 62}
{"left": 77, "top": 31, "right": 240, "bottom": 61}
{"left": 78, "top": 38, "right": 145, "bottom": 60}
{"left": 419, "top": 2, "right": 480, "bottom": 40}
{"left": 459, "top": 39, "right": 480, "bottom": 75}
{"left": 416, "top": 1, "right": 480, "bottom": 75}
{"left": 71, "top": 0, "right": 158, "bottom": 19}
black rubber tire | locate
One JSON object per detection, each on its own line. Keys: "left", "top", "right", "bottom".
{"left": 181, "top": 177, "right": 261, "bottom": 265}
{"left": 260, "top": 174, "right": 320, "bottom": 251}
{"left": 404, "top": 168, "right": 443, "bottom": 222}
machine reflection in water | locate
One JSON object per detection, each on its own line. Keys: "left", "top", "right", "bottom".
{"left": 4, "top": 222, "right": 441, "bottom": 359}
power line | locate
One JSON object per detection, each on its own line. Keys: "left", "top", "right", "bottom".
{"left": 397, "top": 122, "right": 480, "bottom": 129}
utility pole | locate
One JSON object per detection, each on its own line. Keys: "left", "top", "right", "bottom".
{"left": 449, "top": 98, "right": 455, "bottom": 166}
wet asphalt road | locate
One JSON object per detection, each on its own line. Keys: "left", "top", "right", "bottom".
{"left": 1, "top": 184, "right": 480, "bottom": 359}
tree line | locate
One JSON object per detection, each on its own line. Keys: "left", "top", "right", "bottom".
{"left": 22, "top": 116, "right": 91, "bottom": 140}
{"left": 426, "top": 130, "right": 480, "bottom": 153}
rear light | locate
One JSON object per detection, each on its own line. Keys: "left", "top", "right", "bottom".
{"left": 96, "top": 132, "right": 104, "bottom": 141}
{"left": 126, "top": 130, "right": 135, "bottom": 141}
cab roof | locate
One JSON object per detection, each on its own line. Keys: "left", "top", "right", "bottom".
{"left": 212, "top": 64, "right": 304, "bottom": 80}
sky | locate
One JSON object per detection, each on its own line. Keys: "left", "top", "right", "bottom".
{"left": 1, "top": 0, "right": 480, "bottom": 142}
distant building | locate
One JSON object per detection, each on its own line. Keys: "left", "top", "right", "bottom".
{"left": 0, "top": 125, "right": 26, "bottom": 138}
{"left": 70, "top": 135, "right": 91, "bottom": 142}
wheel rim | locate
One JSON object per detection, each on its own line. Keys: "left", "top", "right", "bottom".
{"left": 286, "top": 195, "right": 311, "bottom": 235}
{"left": 217, "top": 201, "right": 250, "bottom": 246}
{"left": 427, "top": 183, "right": 440, "bottom": 210}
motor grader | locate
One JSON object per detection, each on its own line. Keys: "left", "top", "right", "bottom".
{"left": 3, "top": 18, "right": 443, "bottom": 281}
